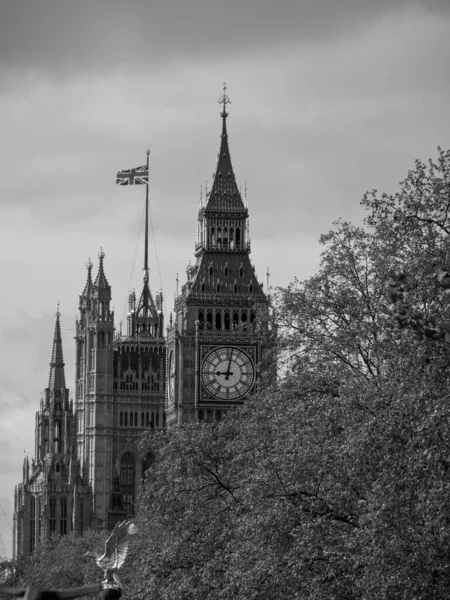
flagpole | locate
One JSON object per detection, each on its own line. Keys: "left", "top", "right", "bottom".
{"left": 144, "top": 148, "right": 150, "bottom": 278}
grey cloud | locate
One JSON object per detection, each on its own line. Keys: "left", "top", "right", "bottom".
{"left": 0, "top": 0, "right": 427, "bottom": 79}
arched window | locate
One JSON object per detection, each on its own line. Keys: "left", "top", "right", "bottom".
{"left": 135, "top": 412, "right": 138, "bottom": 427}
{"left": 241, "top": 311, "right": 248, "bottom": 325}
{"left": 233, "top": 311, "right": 239, "bottom": 329}
{"left": 120, "top": 453, "right": 135, "bottom": 518}
{"left": 60, "top": 497, "right": 67, "bottom": 534}
{"left": 224, "top": 265, "right": 229, "bottom": 277}
{"left": 38, "top": 496, "right": 42, "bottom": 543}
{"left": 146, "top": 412, "right": 149, "bottom": 427}
{"left": 201, "top": 281, "right": 206, "bottom": 293}
{"left": 250, "top": 310, "right": 256, "bottom": 325}
{"left": 206, "top": 311, "right": 213, "bottom": 330}
{"left": 233, "top": 282, "right": 238, "bottom": 294}
{"left": 223, "top": 228, "right": 228, "bottom": 248}
{"left": 141, "top": 412, "right": 144, "bottom": 427}
{"left": 236, "top": 228, "right": 241, "bottom": 248}
{"left": 156, "top": 412, "right": 159, "bottom": 427}
{"left": 215, "top": 311, "right": 222, "bottom": 330}
{"left": 49, "top": 497, "right": 56, "bottom": 533}
{"left": 54, "top": 420, "right": 61, "bottom": 453}
{"left": 124, "top": 412, "right": 128, "bottom": 427}
{"left": 216, "top": 282, "right": 221, "bottom": 293}
{"left": 249, "top": 283, "right": 253, "bottom": 294}
{"left": 30, "top": 496, "right": 36, "bottom": 553}
{"left": 198, "top": 310, "right": 204, "bottom": 329}
{"left": 120, "top": 412, "right": 123, "bottom": 426}
{"left": 224, "top": 311, "right": 230, "bottom": 330}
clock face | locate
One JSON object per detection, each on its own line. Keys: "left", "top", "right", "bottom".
{"left": 201, "top": 346, "right": 255, "bottom": 400}
{"left": 168, "top": 350, "right": 175, "bottom": 402}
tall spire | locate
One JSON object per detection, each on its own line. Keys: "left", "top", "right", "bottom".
{"left": 205, "top": 84, "right": 246, "bottom": 213}
{"left": 48, "top": 303, "right": 66, "bottom": 390}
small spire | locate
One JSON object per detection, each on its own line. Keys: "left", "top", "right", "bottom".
{"left": 49, "top": 305, "right": 66, "bottom": 391}
{"left": 82, "top": 258, "right": 93, "bottom": 297}
{"left": 94, "top": 247, "right": 110, "bottom": 290}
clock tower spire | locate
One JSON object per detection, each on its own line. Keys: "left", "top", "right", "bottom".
{"left": 166, "top": 87, "right": 268, "bottom": 426}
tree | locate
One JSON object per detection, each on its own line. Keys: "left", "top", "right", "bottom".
{"left": 363, "top": 147, "right": 450, "bottom": 342}
{"left": 133, "top": 148, "right": 450, "bottom": 599}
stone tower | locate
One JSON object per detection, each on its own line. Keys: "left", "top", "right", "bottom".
{"left": 75, "top": 252, "right": 115, "bottom": 530}
{"left": 13, "top": 308, "right": 91, "bottom": 557}
{"left": 166, "top": 88, "right": 268, "bottom": 425}
{"left": 75, "top": 186, "right": 166, "bottom": 529}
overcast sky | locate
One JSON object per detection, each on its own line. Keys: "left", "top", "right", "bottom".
{"left": 1, "top": 0, "right": 449, "bottom": 558}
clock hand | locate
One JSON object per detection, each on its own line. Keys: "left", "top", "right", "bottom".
{"left": 215, "top": 371, "right": 234, "bottom": 377}
{"left": 225, "top": 349, "right": 233, "bottom": 380}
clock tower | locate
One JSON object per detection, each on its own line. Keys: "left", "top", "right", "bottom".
{"left": 166, "top": 88, "right": 268, "bottom": 425}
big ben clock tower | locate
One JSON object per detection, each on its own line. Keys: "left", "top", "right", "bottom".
{"left": 166, "top": 87, "right": 268, "bottom": 425}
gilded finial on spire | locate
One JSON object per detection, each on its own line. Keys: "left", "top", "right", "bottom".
{"left": 86, "top": 257, "right": 93, "bottom": 271}
{"left": 56, "top": 301, "right": 60, "bottom": 317}
{"left": 98, "top": 247, "right": 105, "bottom": 261}
{"left": 218, "top": 82, "right": 231, "bottom": 118}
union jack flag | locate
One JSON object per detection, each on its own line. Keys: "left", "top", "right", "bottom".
{"left": 116, "top": 164, "right": 148, "bottom": 186}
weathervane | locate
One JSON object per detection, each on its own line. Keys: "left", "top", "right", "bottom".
{"left": 218, "top": 82, "right": 231, "bottom": 117}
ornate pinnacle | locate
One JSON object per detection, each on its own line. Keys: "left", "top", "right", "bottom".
{"left": 218, "top": 82, "right": 231, "bottom": 118}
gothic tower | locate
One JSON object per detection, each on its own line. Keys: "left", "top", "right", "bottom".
{"left": 75, "top": 176, "right": 166, "bottom": 530}
{"left": 75, "top": 251, "right": 115, "bottom": 530}
{"left": 13, "top": 308, "right": 91, "bottom": 557}
{"left": 166, "top": 89, "right": 268, "bottom": 425}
